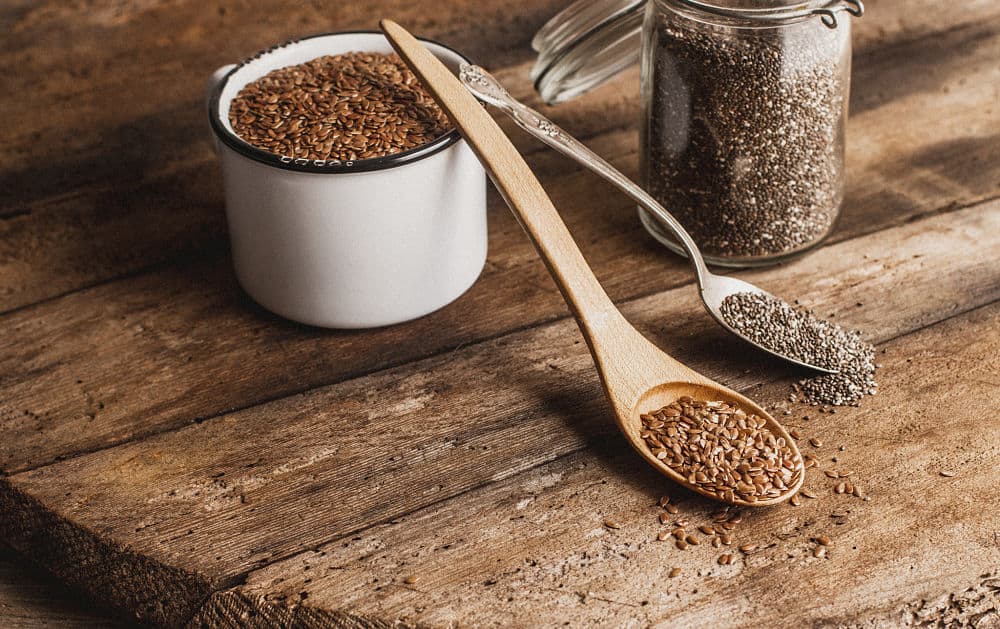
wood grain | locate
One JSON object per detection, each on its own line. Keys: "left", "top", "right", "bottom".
{"left": 1, "top": 11, "right": 998, "bottom": 476}
{"left": 384, "top": 18, "right": 803, "bottom": 507}
{"left": 2, "top": 1, "right": 997, "bottom": 315}
{"left": 192, "top": 302, "right": 1000, "bottom": 628}
{"left": 2, "top": 1, "right": 999, "bottom": 626}
{"left": 0, "top": 0, "right": 566, "bottom": 312}
{"left": 2, "top": 201, "right": 998, "bottom": 625}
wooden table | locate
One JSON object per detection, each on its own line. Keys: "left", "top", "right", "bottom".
{"left": 2, "top": 1, "right": 998, "bottom": 627}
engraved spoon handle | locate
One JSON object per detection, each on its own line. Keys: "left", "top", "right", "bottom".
{"left": 458, "top": 63, "right": 710, "bottom": 285}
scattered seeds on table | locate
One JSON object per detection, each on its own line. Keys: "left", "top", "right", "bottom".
{"left": 664, "top": 504, "right": 679, "bottom": 514}
{"left": 790, "top": 494, "right": 802, "bottom": 507}
{"left": 672, "top": 528, "right": 687, "bottom": 540}
{"left": 810, "top": 437, "right": 824, "bottom": 448}
{"left": 669, "top": 567, "right": 682, "bottom": 578}
{"left": 604, "top": 519, "right": 621, "bottom": 530}
{"left": 657, "top": 530, "right": 672, "bottom": 542}
{"left": 825, "top": 470, "right": 840, "bottom": 479}
{"left": 816, "top": 535, "right": 832, "bottom": 546}
{"left": 685, "top": 535, "right": 701, "bottom": 546}
{"left": 402, "top": 575, "right": 418, "bottom": 585}
{"left": 718, "top": 553, "right": 734, "bottom": 565}
{"left": 699, "top": 525, "right": 716, "bottom": 535}
{"left": 639, "top": 397, "right": 803, "bottom": 503}
{"left": 676, "top": 540, "right": 689, "bottom": 550}
{"left": 659, "top": 495, "right": 671, "bottom": 507}
{"left": 940, "top": 470, "right": 956, "bottom": 477}
{"left": 801, "top": 488, "right": 818, "bottom": 499}
{"left": 813, "top": 546, "right": 827, "bottom": 558}
{"left": 659, "top": 512, "right": 672, "bottom": 525}
{"left": 739, "top": 544, "right": 757, "bottom": 553}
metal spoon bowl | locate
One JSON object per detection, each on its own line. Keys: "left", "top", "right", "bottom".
{"left": 459, "top": 63, "right": 837, "bottom": 375}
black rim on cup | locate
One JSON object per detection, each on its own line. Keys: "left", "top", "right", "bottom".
{"left": 208, "top": 31, "right": 470, "bottom": 174}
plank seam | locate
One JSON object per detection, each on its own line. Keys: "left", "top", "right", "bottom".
{"left": 178, "top": 295, "right": 1000, "bottom": 626}
{"left": 7, "top": 191, "right": 997, "bottom": 476}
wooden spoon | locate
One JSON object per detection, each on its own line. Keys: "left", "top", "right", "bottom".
{"left": 380, "top": 20, "right": 804, "bottom": 506}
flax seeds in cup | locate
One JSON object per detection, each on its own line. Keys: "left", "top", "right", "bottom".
{"left": 228, "top": 52, "right": 452, "bottom": 162}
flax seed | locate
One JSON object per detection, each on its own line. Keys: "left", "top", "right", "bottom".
{"left": 816, "top": 535, "right": 831, "bottom": 546}
{"left": 229, "top": 52, "right": 452, "bottom": 162}
{"left": 640, "top": 398, "right": 803, "bottom": 503}
{"left": 739, "top": 544, "right": 757, "bottom": 553}
{"left": 657, "top": 530, "right": 672, "bottom": 541}
{"left": 685, "top": 535, "right": 701, "bottom": 546}
{"left": 676, "top": 540, "right": 689, "bottom": 550}
{"left": 940, "top": 470, "right": 956, "bottom": 477}
{"left": 669, "top": 567, "right": 682, "bottom": 578}
{"left": 604, "top": 519, "right": 621, "bottom": 530}
{"left": 718, "top": 553, "right": 733, "bottom": 565}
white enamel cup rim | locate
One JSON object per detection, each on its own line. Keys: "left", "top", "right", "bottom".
{"left": 207, "top": 31, "right": 470, "bottom": 176}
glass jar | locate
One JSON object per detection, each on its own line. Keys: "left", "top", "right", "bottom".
{"left": 533, "top": 0, "right": 863, "bottom": 267}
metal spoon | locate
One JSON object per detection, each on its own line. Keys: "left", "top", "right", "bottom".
{"left": 381, "top": 20, "right": 805, "bottom": 506}
{"left": 458, "top": 63, "right": 837, "bottom": 375}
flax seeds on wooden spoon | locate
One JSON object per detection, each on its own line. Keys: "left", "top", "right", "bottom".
{"left": 381, "top": 20, "right": 804, "bottom": 506}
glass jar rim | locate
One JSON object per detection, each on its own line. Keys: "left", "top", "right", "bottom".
{"left": 531, "top": 0, "right": 863, "bottom": 104}
{"left": 665, "top": 0, "right": 863, "bottom": 28}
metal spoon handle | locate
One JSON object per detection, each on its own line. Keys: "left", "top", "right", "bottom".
{"left": 459, "top": 63, "right": 710, "bottom": 285}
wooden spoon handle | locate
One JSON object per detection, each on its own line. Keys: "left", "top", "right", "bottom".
{"left": 380, "top": 20, "right": 627, "bottom": 341}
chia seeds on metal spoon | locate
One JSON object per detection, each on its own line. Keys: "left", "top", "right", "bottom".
{"left": 720, "top": 292, "right": 877, "bottom": 405}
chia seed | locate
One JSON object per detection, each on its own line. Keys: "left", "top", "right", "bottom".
{"left": 642, "top": 8, "right": 849, "bottom": 260}
{"left": 719, "top": 292, "right": 877, "bottom": 405}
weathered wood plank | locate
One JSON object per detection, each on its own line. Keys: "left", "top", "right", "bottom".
{"left": 1, "top": 0, "right": 998, "bottom": 316}
{"left": 0, "top": 543, "right": 127, "bottom": 628}
{"left": 0, "top": 0, "right": 566, "bottom": 311}
{"left": 2, "top": 202, "right": 998, "bottom": 625}
{"left": 1, "top": 16, "right": 998, "bottom": 476}
{"left": 191, "top": 302, "right": 1000, "bottom": 628}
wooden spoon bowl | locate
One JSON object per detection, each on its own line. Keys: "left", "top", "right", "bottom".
{"left": 381, "top": 19, "right": 804, "bottom": 506}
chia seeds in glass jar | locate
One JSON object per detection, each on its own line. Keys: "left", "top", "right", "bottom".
{"left": 531, "top": 0, "right": 862, "bottom": 267}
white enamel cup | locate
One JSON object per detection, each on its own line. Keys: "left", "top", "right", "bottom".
{"left": 207, "top": 33, "right": 487, "bottom": 328}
